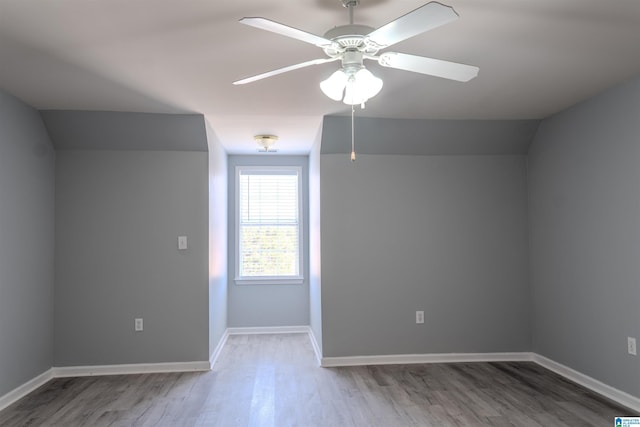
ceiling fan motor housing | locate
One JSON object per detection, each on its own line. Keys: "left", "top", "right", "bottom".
{"left": 323, "top": 25, "right": 378, "bottom": 57}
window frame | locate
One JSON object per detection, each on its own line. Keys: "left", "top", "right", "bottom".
{"left": 234, "top": 165, "right": 304, "bottom": 285}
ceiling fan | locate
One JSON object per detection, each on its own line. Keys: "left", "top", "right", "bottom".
{"left": 233, "top": 0, "right": 479, "bottom": 106}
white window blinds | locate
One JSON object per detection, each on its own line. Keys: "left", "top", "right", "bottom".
{"left": 237, "top": 168, "right": 301, "bottom": 279}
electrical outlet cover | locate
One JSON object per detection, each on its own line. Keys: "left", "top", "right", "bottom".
{"left": 178, "top": 236, "right": 188, "bottom": 250}
{"left": 628, "top": 337, "right": 637, "bottom": 356}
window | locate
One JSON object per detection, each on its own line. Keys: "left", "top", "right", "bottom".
{"left": 235, "top": 166, "right": 303, "bottom": 284}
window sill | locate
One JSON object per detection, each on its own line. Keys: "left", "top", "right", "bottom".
{"left": 234, "top": 277, "right": 304, "bottom": 285}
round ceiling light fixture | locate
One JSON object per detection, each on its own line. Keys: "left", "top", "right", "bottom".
{"left": 254, "top": 134, "right": 278, "bottom": 152}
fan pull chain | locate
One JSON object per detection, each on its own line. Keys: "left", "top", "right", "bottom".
{"left": 350, "top": 104, "right": 356, "bottom": 162}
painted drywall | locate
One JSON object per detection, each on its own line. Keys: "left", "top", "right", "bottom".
{"left": 55, "top": 150, "right": 209, "bottom": 365}
{"left": 321, "top": 117, "right": 540, "bottom": 155}
{"left": 321, "top": 153, "right": 530, "bottom": 357}
{"left": 41, "top": 111, "right": 208, "bottom": 151}
{"left": 0, "top": 90, "right": 55, "bottom": 396}
{"left": 309, "top": 127, "right": 323, "bottom": 354}
{"left": 227, "top": 155, "right": 310, "bottom": 328}
{"left": 528, "top": 74, "right": 640, "bottom": 397}
{"left": 206, "top": 121, "right": 228, "bottom": 356}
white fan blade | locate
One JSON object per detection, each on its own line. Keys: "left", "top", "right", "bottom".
{"left": 233, "top": 57, "right": 339, "bottom": 85}
{"left": 240, "top": 17, "right": 334, "bottom": 48}
{"left": 366, "top": 2, "right": 458, "bottom": 49}
{"left": 378, "top": 52, "right": 478, "bottom": 82}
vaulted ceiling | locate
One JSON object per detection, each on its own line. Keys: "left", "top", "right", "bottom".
{"left": 1, "top": 0, "right": 639, "bottom": 153}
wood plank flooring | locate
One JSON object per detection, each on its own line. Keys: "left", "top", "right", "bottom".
{"left": 0, "top": 333, "right": 634, "bottom": 426}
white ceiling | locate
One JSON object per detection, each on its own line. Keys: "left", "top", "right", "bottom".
{"left": 1, "top": 0, "right": 639, "bottom": 154}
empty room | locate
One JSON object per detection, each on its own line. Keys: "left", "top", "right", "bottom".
{"left": 1, "top": 1, "right": 640, "bottom": 426}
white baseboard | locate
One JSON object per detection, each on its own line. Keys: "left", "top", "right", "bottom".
{"left": 4, "top": 346, "right": 639, "bottom": 416}
{"left": 209, "top": 330, "right": 230, "bottom": 369}
{"left": 307, "top": 328, "right": 322, "bottom": 366}
{"left": 0, "top": 361, "right": 210, "bottom": 411}
{"left": 52, "top": 361, "right": 210, "bottom": 378}
{"left": 0, "top": 368, "right": 53, "bottom": 412}
{"left": 226, "top": 325, "right": 309, "bottom": 335}
{"left": 321, "top": 351, "right": 640, "bottom": 412}
{"left": 321, "top": 352, "right": 533, "bottom": 367}
{"left": 532, "top": 353, "right": 640, "bottom": 413}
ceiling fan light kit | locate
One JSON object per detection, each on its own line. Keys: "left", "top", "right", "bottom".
{"left": 319, "top": 51, "right": 383, "bottom": 106}
{"left": 343, "top": 68, "right": 383, "bottom": 106}
{"left": 319, "top": 69, "right": 348, "bottom": 101}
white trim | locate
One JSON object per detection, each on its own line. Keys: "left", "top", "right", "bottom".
{"left": 227, "top": 325, "right": 309, "bottom": 335}
{"left": 52, "top": 361, "right": 210, "bottom": 378}
{"left": 235, "top": 165, "right": 304, "bottom": 283}
{"left": 0, "top": 362, "right": 211, "bottom": 410}
{"left": 307, "top": 328, "right": 322, "bottom": 366}
{"left": 321, "top": 352, "right": 534, "bottom": 367}
{"left": 0, "top": 368, "right": 53, "bottom": 412}
{"left": 4, "top": 349, "right": 638, "bottom": 415}
{"left": 234, "top": 277, "right": 304, "bottom": 286}
{"left": 320, "top": 351, "right": 640, "bottom": 411}
{"left": 532, "top": 353, "right": 640, "bottom": 413}
{"left": 209, "top": 330, "right": 230, "bottom": 369}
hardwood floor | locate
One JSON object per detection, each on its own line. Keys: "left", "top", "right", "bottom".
{"left": 0, "top": 333, "right": 633, "bottom": 426}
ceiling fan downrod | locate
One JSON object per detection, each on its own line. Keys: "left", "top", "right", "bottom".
{"left": 341, "top": 0, "right": 359, "bottom": 25}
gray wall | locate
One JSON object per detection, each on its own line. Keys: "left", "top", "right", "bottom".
{"left": 309, "top": 128, "right": 323, "bottom": 353}
{"left": 55, "top": 150, "right": 209, "bottom": 365}
{"left": 321, "top": 153, "right": 531, "bottom": 357}
{"left": 42, "top": 111, "right": 208, "bottom": 151}
{"left": 321, "top": 116, "right": 540, "bottom": 155}
{"left": 528, "top": 74, "right": 640, "bottom": 397}
{"left": 0, "top": 91, "right": 55, "bottom": 396}
{"left": 227, "top": 155, "right": 310, "bottom": 328}
{"left": 206, "top": 121, "right": 228, "bottom": 355}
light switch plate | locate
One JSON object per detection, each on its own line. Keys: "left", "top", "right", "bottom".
{"left": 178, "top": 235, "right": 188, "bottom": 250}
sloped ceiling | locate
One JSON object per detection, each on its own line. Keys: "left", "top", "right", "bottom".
{"left": 1, "top": 0, "right": 639, "bottom": 153}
